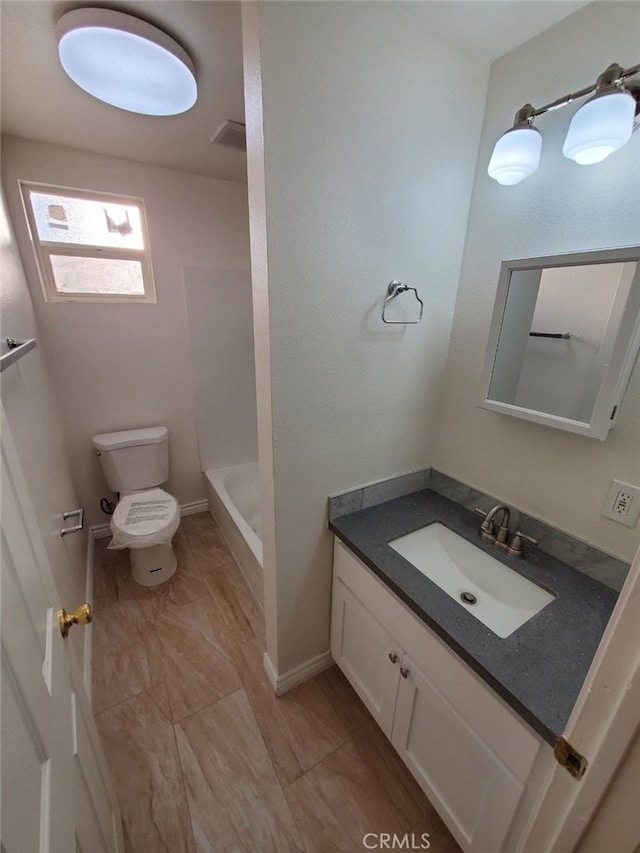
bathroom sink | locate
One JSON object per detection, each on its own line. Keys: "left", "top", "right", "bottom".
{"left": 388, "top": 523, "right": 554, "bottom": 638}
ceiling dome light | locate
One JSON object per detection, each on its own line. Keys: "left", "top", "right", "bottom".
{"left": 488, "top": 105, "right": 542, "bottom": 186}
{"left": 56, "top": 8, "right": 197, "bottom": 116}
{"left": 562, "top": 87, "right": 636, "bottom": 165}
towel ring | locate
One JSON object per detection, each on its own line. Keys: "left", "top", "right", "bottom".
{"left": 382, "top": 280, "right": 424, "bottom": 324}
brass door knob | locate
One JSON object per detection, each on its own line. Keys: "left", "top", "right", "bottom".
{"left": 58, "top": 603, "right": 92, "bottom": 638}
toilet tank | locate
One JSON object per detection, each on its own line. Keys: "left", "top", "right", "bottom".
{"left": 92, "top": 426, "right": 169, "bottom": 492}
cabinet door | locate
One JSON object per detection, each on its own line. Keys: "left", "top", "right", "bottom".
{"left": 331, "top": 576, "right": 402, "bottom": 738}
{"left": 391, "top": 653, "right": 524, "bottom": 853}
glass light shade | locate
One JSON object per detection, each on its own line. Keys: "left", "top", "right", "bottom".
{"left": 488, "top": 125, "right": 542, "bottom": 185}
{"left": 56, "top": 9, "right": 197, "bottom": 116}
{"left": 562, "top": 88, "right": 635, "bottom": 165}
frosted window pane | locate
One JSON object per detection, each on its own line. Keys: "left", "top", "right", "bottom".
{"left": 50, "top": 255, "right": 145, "bottom": 295}
{"left": 29, "top": 191, "right": 144, "bottom": 250}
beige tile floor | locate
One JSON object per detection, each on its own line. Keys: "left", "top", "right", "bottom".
{"left": 93, "top": 512, "right": 461, "bottom": 852}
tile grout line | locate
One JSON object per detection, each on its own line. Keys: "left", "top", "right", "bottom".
{"left": 169, "top": 698, "right": 199, "bottom": 850}
{"left": 171, "top": 682, "right": 310, "bottom": 853}
{"left": 281, "top": 737, "right": 350, "bottom": 792}
{"left": 93, "top": 684, "right": 160, "bottom": 719}
{"left": 92, "top": 619, "right": 168, "bottom": 718}
{"left": 168, "top": 684, "right": 246, "bottom": 728}
{"left": 229, "top": 644, "right": 352, "bottom": 798}
{"left": 227, "top": 683, "right": 311, "bottom": 853}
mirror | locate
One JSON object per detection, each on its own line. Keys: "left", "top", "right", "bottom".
{"left": 480, "top": 247, "right": 640, "bottom": 440}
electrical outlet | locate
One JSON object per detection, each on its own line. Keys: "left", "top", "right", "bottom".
{"left": 601, "top": 480, "right": 640, "bottom": 527}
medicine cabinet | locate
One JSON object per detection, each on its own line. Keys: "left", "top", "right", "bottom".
{"left": 480, "top": 246, "right": 640, "bottom": 440}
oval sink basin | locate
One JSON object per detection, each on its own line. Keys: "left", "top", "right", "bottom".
{"left": 388, "top": 523, "right": 554, "bottom": 638}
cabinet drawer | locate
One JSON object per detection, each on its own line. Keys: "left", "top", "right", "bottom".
{"left": 333, "top": 539, "right": 540, "bottom": 783}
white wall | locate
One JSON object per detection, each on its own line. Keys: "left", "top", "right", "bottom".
{"left": 243, "top": 1, "right": 490, "bottom": 674}
{"left": 433, "top": 2, "right": 640, "bottom": 563}
{"left": 1, "top": 189, "right": 87, "bottom": 666}
{"left": 184, "top": 267, "right": 257, "bottom": 470}
{"left": 2, "top": 137, "right": 251, "bottom": 526}
{"left": 242, "top": 0, "right": 278, "bottom": 662}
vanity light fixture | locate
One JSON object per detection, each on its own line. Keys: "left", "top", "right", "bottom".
{"left": 56, "top": 8, "right": 197, "bottom": 116}
{"left": 488, "top": 62, "right": 640, "bottom": 185}
{"left": 487, "top": 104, "right": 542, "bottom": 186}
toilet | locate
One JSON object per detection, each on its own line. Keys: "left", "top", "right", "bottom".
{"left": 92, "top": 426, "right": 181, "bottom": 586}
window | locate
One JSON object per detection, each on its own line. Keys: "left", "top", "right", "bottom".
{"left": 20, "top": 182, "right": 156, "bottom": 303}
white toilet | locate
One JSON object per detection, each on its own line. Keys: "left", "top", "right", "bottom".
{"left": 92, "top": 426, "right": 181, "bottom": 586}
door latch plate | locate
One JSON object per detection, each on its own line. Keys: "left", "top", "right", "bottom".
{"left": 554, "top": 736, "right": 588, "bottom": 779}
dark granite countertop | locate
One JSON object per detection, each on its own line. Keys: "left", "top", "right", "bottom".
{"left": 329, "top": 489, "right": 618, "bottom": 746}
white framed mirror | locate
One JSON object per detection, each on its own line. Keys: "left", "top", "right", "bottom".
{"left": 480, "top": 246, "right": 640, "bottom": 440}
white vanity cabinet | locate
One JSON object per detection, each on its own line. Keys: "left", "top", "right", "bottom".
{"left": 330, "top": 539, "right": 544, "bottom": 853}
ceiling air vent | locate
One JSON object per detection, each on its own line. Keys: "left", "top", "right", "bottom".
{"left": 210, "top": 120, "right": 246, "bottom": 151}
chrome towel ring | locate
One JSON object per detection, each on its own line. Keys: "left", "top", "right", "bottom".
{"left": 382, "top": 280, "right": 424, "bottom": 324}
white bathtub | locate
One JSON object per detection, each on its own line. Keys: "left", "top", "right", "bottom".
{"left": 204, "top": 462, "right": 263, "bottom": 608}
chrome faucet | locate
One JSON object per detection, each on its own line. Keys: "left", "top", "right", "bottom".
{"left": 475, "top": 504, "right": 539, "bottom": 558}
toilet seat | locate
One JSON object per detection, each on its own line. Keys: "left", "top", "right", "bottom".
{"left": 111, "top": 487, "right": 180, "bottom": 549}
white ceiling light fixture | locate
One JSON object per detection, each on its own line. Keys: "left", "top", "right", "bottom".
{"left": 56, "top": 8, "right": 197, "bottom": 116}
{"left": 488, "top": 62, "right": 640, "bottom": 186}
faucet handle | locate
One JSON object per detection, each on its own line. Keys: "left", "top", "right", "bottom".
{"left": 516, "top": 531, "right": 539, "bottom": 546}
{"left": 474, "top": 506, "right": 494, "bottom": 531}
{"left": 507, "top": 530, "right": 539, "bottom": 558}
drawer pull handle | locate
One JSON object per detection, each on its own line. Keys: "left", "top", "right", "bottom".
{"left": 388, "top": 652, "right": 398, "bottom": 664}
{"left": 400, "top": 667, "right": 409, "bottom": 679}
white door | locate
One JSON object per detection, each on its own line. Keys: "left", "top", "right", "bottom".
{"left": 521, "top": 543, "right": 640, "bottom": 852}
{"left": 391, "top": 652, "right": 524, "bottom": 853}
{"left": 1, "top": 411, "right": 123, "bottom": 853}
{"left": 330, "top": 575, "right": 402, "bottom": 737}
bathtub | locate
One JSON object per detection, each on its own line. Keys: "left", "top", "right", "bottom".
{"left": 204, "top": 462, "right": 264, "bottom": 608}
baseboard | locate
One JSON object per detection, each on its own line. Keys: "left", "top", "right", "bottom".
{"left": 263, "top": 650, "right": 334, "bottom": 696}
{"left": 180, "top": 499, "right": 209, "bottom": 517}
{"left": 84, "top": 532, "right": 95, "bottom": 702}
{"left": 91, "top": 522, "right": 112, "bottom": 539}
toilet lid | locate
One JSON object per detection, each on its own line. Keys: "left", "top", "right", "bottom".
{"left": 111, "top": 488, "right": 180, "bottom": 539}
